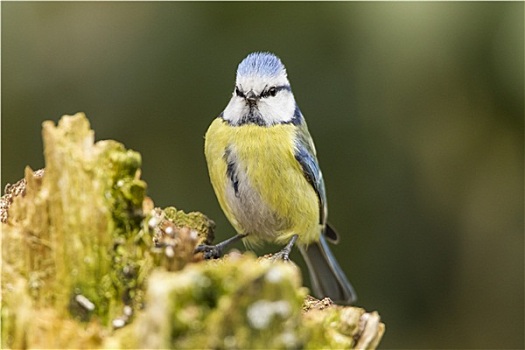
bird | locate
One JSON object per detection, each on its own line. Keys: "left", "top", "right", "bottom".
{"left": 198, "top": 52, "right": 357, "bottom": 305}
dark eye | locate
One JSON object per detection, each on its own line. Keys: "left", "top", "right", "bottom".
{"left": 235, "top": 87, "right": 244, "bottom": 97}
{"left": 261, "top": 87, "right": 277, "bottom": 98}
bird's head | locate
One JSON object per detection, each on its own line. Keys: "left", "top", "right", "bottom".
{"left": 222, "top": 52, "right": 297, "bottom": 126}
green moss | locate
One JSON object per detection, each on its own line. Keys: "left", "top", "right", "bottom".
{"left": 2, "top": 113, "right": 384, "bottom": 349}
{"left": 163, "top": 206, "right": 215, "bottom": 244}
{"left": 116, "top": 253, "right": 385, "bottom": 349}
{"left": 127, "top": 253, "right": 307, "bottom": 349}
{"left": 1, "top": 113, "right": 154, "bottom": 346}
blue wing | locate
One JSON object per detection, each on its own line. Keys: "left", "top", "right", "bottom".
{"left": 291, "top": 106, "right": 338, "bottom": 242}
{"left": 294, "top": 140, "right": 340, "bottom": 242}
{"left": 294, "top": 139, "right": 327, "bottom": 226}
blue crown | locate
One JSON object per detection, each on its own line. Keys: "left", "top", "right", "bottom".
{"left": 237, "top": 52, "right": 286, "bottom": 78}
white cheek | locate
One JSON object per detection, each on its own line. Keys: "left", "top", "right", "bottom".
{"left": 223, "top": 97, "right": 248, "bottom": 123}
{"left": 259, "top": 94, "right": 296, "bottom": 124}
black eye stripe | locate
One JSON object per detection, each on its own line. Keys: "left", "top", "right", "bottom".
{"left": 235, "top": 87, "right": 244, "bottom": 97}
{"left": 235, "top": 85, "right": 291, "bottom": 99}
{"left": 260, "top": 85, "right": 291, "bottom": 98}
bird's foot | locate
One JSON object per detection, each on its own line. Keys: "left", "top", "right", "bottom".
{"left": 270, "top": 249, "right": 292, "bottom": 262}
{"left": 194, "top": 244, "right": 223, "bottom": 260}
{"left": 270, "top": 234, "right": 299, "bottom": 262}
{"left": 194, "top": 233, "right": 248, "bottom": 260}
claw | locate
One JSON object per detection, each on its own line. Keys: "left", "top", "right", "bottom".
{"left": 270, "top": 250, "right": 291, "bottom": 262}
{"left": 194, "top": 233, "right": 248, "bottom": 260}
{"left": 195, "top": 244, "right": 223, "bottom": 260}
{"left": 270, "top": 234, "right": 298, "bottom": 262}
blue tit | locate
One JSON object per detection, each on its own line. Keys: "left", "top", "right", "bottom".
{"left": 199, "top": 52, "right": 357, "bottom": 305}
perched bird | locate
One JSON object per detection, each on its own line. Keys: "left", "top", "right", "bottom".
{"left": 199, "top": 52, "right": 357, "bottom": 305}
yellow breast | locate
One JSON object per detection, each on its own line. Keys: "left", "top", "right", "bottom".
{"left": 204, "top": 118, "right": 321, "bottom": 245}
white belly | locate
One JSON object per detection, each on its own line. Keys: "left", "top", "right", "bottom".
{"left": 224, "top": 162, "right": 286, "bottom": 244}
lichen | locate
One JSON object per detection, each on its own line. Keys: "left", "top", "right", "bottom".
{"left": 143, "top": 206, "right": 213, "bottom": 272}
{"left": 302, "top": 296, "right": 386, "bottom": 349}
{"left": 111, "top": 253, "right": 385, "bottom": 349}
{"left": 119, "top": 253, "right": 306, "bottom": 349}
{"left": 1, "top": 112, "right": 384, "bottom": 349}
{"left": 162, "top": 206, "right": 215, "bottom": 245}
{"left": 0, "top": 113, "right": 213, "bottom": 348}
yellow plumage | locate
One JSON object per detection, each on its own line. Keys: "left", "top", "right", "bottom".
{"left": 200, "top": 52, "right": 357, "bottom": 304}
{"left": 204, "top": 117, "right": 321, "bottom": 247}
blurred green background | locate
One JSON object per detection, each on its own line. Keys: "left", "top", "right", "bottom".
{"left": 2, "top": 2, "right": 523, "bottom": 348}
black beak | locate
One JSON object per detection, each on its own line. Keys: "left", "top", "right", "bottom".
{"left": 245, "top": 90, "right": 257, "bottom": 104}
